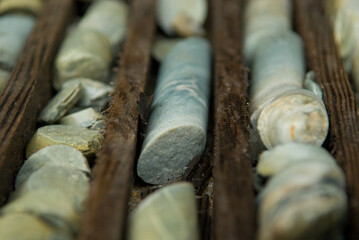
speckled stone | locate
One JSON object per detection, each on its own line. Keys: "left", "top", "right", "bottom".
{"left": 16, "top": 145, "right": 90, "bottom": 188}
{"left": 54, "top": 29, "right": 111, "bottom": 90}
{"left": 78, "top": 0, "right": 128, "bottom": 53}
{"left": 0, "top": 69, "right": 9, "bottom": 93}
{"left": 2, "top": 190, "right": 80, "bottom": 235}
{"left": 137, "top": 37, "right": 211, "bottom": 184}
{"left": 26, "top": 125, "right": 103, "bottom": 158}
{"left": 59, "top": 107, "right": 103, "bottom": 129}
{"left": 128, "top": 182, "right": 199, "bottom": 240}
{"left": 0, "top": 14, "right": 35, "bottom": 70}
{"left": 0, "top": 213, "right": 72, "bottom": 240}
{"left": 12, "top": 165, "right": 90, "bottom": 211}
{"left": 62, "top": 78, "right": 114, "bottom": 108}
{"left": 39, "top": 82, "right": 82, "bottom": 123}
{"left": 0, "top": 0, "right": 43, "bottom": 16}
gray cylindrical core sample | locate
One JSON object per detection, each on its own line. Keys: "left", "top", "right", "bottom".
{"left": 137, "top": 37, "right": 211, "bottom": 184}
{"left": 78, "top": 0, "right": 128, "bottom": 53}
{"left": 0, "top": 14, "right": 35, "bottom": 70}
{"left": 54, "top": 28, "right": 111, "bottom": 90}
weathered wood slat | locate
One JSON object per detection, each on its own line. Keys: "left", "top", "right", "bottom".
{"left": 78, "top": 0, "right": 156, "bottom": 239}
{"left": 294, "top": 0, "right": 359, "bottom": 238}
{"left": 0, "top": 0, "right": 75, "bottom": 205}
{"left": 211, "top": 0, "right": 256, "bottom": 239}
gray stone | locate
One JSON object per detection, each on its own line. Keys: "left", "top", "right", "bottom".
{"left": 128, "top": 182, "right": 199, "bottom": 240}
{"left": 0, "top": 14, "right": 35, "bottom": 70}
{"left": 0, "top": 0, "right": 43, "bottom": 16}
{"left": 137, "top": 37, "right": 211, "bottom": 184}
{"left": 12, "top": 165, "right": 90, "bottom": 211}
{"left": 2, "top": 190, "right": 80, "bottom": 235}
{"left": 54, "top": 28, "right": 111, "bottom": 90}
{"left": 59, "top": 107, "right": 103, "bottom": 129}
{"left": 78, "top": 0, "right": 128, "bottom": 54}
{"left": 0, "top": 69, "right": 9, "bottom": 93}
{"left": 26, "top": 125, "right": 103, "bottom": 158}
{"left": 16, "top": 145, "right": 90, "bottom": 188}
{"left": 39, "top": 82, "right": 82, "bottom": 123}
{"left": 62, "top": 78, "right": 114, "bottom": 108}
{"left": 0, "top": 213, "right": 72, "bottom": 240}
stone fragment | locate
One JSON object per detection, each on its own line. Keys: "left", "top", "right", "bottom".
{"left": 0, "top": 69, "right": 9, "bottom": 93}
{"left": 39, "top": 82, "right": 82, "bottom": 123}
{"left": 137, "top": 37, "right": 211, "bottom": 184}
{"left": 128, "top": 182, "right": 199, "bottom": 240}
{"left": 0, "top": 0, "right": 43, "bottom": 16}
{"left": 152, "top": 37, "right": 182, "bottom": 62}
{"left": 2, "top": 190, "right": 80, "bottom": 235}
{"left": 26, "top": 125, "right": 103, "bottom": 158}
{"left": 62, "top": 78, "right": 114, "bottom": 108}
{"left": 0, "top": 213, "right": 72, "bottom": 240}
{"left": 156, "top": 0, "right": 207, "bottom": 37}
{"left": 59, "top": 107, "right": 103, "bottom": 129}
{"left": 16, "top": 145, "right": 90, "bottom": 188}
{"left": 78, "top": 0, "right": 128, "bottom": 53}
{"left": 12, "top": 165, "right": 90, "bottom": 211}
{"left": 54, "top": 29, "right": 111, "bottom": 90}
{"left": 0, "top": 14, "right": 35, "bottom": 70}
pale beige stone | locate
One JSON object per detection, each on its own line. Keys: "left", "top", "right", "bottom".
{"left": 39, "top": 82, "right": 82, "bottom": 123}
{"left": 59, "top": 107, "right": 103, "bottom": 129}
{"left": 26, "top": 125, "right": 103, "bottom": 158}
{"left": 152, "top": 37, "right": 183, "bottom": 62}
{"left": 0, "top": 0, "right": 43, "bottom": 16}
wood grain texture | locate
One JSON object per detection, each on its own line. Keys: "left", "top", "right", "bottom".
{"left": 294, "top": 0, "right": 359, "bottom": 238}
{"left": 211, "top": 0, "right": 256, "bottom": 239}
{"left": 78, "top": 0, "right": 156, "bottom": 239}
{"left": 0, "top": 0, "right": 74, "bottom": 206}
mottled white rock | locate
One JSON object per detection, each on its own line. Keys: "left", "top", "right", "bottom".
{"left": 54, "top": 28, "right": 111, "bottom": 90}
{"left": 2, "top": 190, "right": 80, "bottom": 235}
{"left": 0, "top": 14, "right": 35, "bottom": 70}
{"left": 39, "top": 82, "right": 82, "bottom": 123}
{"left": 304, "top": 71, "right": 323, "bottom": 99}
{"left": 156, "top": 0, "right": 207, "bottom": 37}
{"left": 257, "top": 143, "right": 337, "bottom": 177}
{"left": 250, "top": 31, "right": 328, "bottom": 150}
{"left": 128, "top": 182, "right": 199, "bottom": 240}
{"left": 78, "top": 0, "right": 128, "bottom": 54}
{"left": 62, "top": 78, "right": 114, "bottom": 108}
{"left": 0, "top": 0, "right": 43, "bottom": 16}
{"left": 12, "top": 165, "right": 90, "bottom": 211}
{"left": 137, "top": 37, "right": 211, "bottom": 184}
{"left": 0, "top": 69, "right": 9, "bottom": 93}
{"left": 244, "top": 0, "right": 292, "bottom": 65}
{"left": 0, "top": 213, "right": 72, "bottom": 240}
{"left": 59, "top": 107, "right": 103, "bottom": 129}
{"left": 152, "top": 37, "right": 183, "bottom": 62}
{"left": 16, "top": 145, "right": 90, "bottom": 188}
{"left": 26, "top": 125, "right": 103, "bottom": 158}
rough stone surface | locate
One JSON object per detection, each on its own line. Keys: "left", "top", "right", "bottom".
{"left": 137, "top": 37, "right": 211, "bottom": 184}
{"left": 16, "top": 145, "right": 90, "bottom": 188}
{"left": 128, "top": 183, "right": 199, "bottom": 240}
{"left": 59, "top": 107, "right": 103, "bottom": 129}
{"left": 26, "top": 125, "right": 103, "bottom": 158}
{"left": 39, "top": 82, "right": 82, "bottom": 123}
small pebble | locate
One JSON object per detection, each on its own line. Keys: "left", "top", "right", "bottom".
{"left": 2, "top": 190, "right": 80, "bottom": 235}
{"left": 60, "top": 107, "right": 103, "bottom": 129}
{"left": 26, "top": 125, "right": 103, "bottom": 158}
{"left": 16, "top": 145, "right": 90, "bottom": 188}
{"left": 0, "top": 69, "right": 10, "bottom": 93}
{"left": 0, "top": 0, "right": 43, "bottom": 16}
{"left": 12, "top": 165, "right": 90, "bottom": 211}
{"left": 0, "top": 213, "right": 72, "bottom": 240}
{"left": 62, "top": 78, "right": 114, "bottom": 108}
{"left": 128, "top": 182, "right": 199, "bottom": 240}
{"left": 39, "top": 82, "right": 82, "bottom": 123}
{"left": 54, "top": 29, "right": 111, "bottom": 90}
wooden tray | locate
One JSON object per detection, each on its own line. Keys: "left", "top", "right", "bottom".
{"left": 0, "top": 0, "right": 358, "bottom": 239}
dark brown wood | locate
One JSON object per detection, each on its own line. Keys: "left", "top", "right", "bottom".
{"left": 78, "top": 0, "right": 156, "bottom": 239}
{"left": 211, "top": 0, "right": 256, "bottom": 239}
{"left": 0, "top": 0, "right": 74, "bottom": 205}
{"left": 294, "top": 0, "right": 359, "bottom": 239}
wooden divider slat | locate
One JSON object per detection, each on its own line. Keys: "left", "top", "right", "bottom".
{"left": 211, "top": 0, "right": 256, "bottom": 239}
{"left": 78, "top": 0, "right": 156, "bottom": 239}
{"left": 294, "top": 0, "right": 359, "bottom": 238}
{"left": 0, "top": 0, "right": 75, "bottom": 206}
